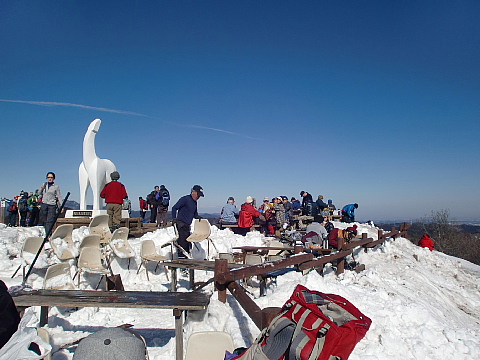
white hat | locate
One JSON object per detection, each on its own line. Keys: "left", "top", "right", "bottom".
{"left": 246, "top": 196, "right": 254, "bottom": 203}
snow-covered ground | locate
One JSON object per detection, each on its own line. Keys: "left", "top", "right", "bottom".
{"left": 1, "top": 222, "right": 479, "bottom": 359}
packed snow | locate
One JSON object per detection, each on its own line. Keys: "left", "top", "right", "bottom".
{"left": 1, "top": 222, "right": 479, "bottom": 359}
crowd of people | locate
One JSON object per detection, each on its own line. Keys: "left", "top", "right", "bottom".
{"left": 218, "top": 190, "right": 359, "bottom": 237}
{"left": 3, "top": 171, "right": 363, "bottom": 256}
{"left": 3, "top": 172, "right": 62, "bottom": 233}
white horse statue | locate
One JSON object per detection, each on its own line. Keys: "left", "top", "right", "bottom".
{"left": 79, "top": 119, "right": 116, "bottom": 210}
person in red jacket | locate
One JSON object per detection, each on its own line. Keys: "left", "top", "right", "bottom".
{"left": 100, "top": 171, "right": 128, "bottom": 231}
{"left": 418, "top": 234, "right": 434, "bottom": 251}
{"left": 238, "top": 196, "right": 260, "bottom": 236}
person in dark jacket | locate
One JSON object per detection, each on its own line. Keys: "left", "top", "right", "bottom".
{"left": 300, "top": 191, "right": 313, "bottom": 210}
{"left": 316, "top": 195, "right": 328, "bottom": 215}
{"left": 0, "top": 280, "right": 20, "bottom": 349}
{"left": 156, "top": 185, "right": 170, "bottom": 228}
{"left": 171, "top": 185, "right": 204, "bottom": 258}
{"left": 147, "top": 186, "right": 160, "bottom": 223}
{"left": 100, "top": 171, "right": 128, "bottom": 231}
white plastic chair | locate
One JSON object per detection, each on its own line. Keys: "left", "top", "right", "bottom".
{"left": 11, "top": 236, "right": 48, "bottom": 279}
{"left": 266, "top": 240, "right": 286, "bottom": 262}
{"left": 137, "top": 240, "right": 168, "bottom": 280}
{"left": 185, "top": 331, "right": 234, "bottom": 360}
{"left": 108, "top": 227, "right": 135, "bottom": 269}
{"left": 187, "top": 219, "right": 218, "bottom": 257}
{"left": 36, "top": 328, "right": 52, "bottom": 360}
{"left": 74, "top": 247, "right": 110, "bottom": 289}
{"left": 50, "top": 224, "right": 78, "bottom": 260}
{"left": 89, "top": 214, "right": 112, "bottom": 242}
{"left": 79, "top": 234, "right": 102, "bottom": 250}
{"left": 43, "top": 262, "right": 76, "bottom": 290}
{"left": 218, "top": 253, "right": 234, "bottom": 263}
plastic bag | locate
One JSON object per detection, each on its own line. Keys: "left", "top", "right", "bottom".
{"left": 0, "top": 308, "right": 52, "bottom": 359}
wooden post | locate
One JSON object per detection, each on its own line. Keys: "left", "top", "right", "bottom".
{"left": 173, "top": 308, "right": 183, "bottom": 360}
{"left": 171, "top": 267, "right": 177, "bottom": 292}
{"left": 294, "top": 245, "right": 303, "bottom": 254}
{"left": 215, "top": 258, "right": 228, "bottom": 303}
{"left": 261, "top": 307, "right": 282, "bottom": 328}
{"left": 337, "top": 237, "right": 345, "bottom": 274}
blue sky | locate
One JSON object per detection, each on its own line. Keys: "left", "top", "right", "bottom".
{"left": 1, "top": 1, "right": 479, "bottom": 221}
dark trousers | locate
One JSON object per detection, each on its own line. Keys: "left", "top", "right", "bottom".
{"left": 176, "top": 220, "right": 191, "bottom": 256}
{"left": 341, "top": 211, "right": 354, "bottom": 223}
{"left": 150, "top": 205, "right": 157, "bottom": 223}
{"left": 19, "top": 211, "right": 28, "bottom": 227}
{"left": 41, "top": 203, "right": 57, "bottom": 235}
{"left": 29, "top": 207, "right": 39, "bottom": 226}
{"left": 7, "top": 212, "right": 17, "bottom": 226}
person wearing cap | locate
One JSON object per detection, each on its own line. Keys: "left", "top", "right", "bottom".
{"left": 73, "top": 327, "right": 148, "bottom": 360}
{"left": 341, "top": 203, "right": 358, "bottom": 223}
{"left": 171, "top": 185, "right": 204, "bottom": 257}
{"left": 39, "top": 172, "right": 62, "bottom": 234}
{"left": 219, "top": 197, "right": 239, "bottom": 226}
{"left": 299, "top": 191, "right": 313, "bottom": 214}
{"left": 100, "top": 171, "right": 128, "bottom": 231}
{"left": 238, "top": 196, "right": 260, "bottom": 236}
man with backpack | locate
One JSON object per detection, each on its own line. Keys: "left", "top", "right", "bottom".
{"left": 155, "top": 185, "right": 170, "bottom": 227}
{"left": 147, "top": 186, "right": 160, "bottom": 223}
{"left": 27, "top": 190, "right": 40, "bottom": 226}
{"left": 17, "top": 191, "right": 29, "bottom": 227}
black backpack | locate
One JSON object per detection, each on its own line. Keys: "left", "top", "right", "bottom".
{"left": 18, "top": 198, "right": 28, "bottom": 212}
{"left": 160, "top": 190, "right": 170, "bottom": 206}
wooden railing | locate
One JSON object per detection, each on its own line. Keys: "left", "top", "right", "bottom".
{"left": 213, "top": 222, "right": 411, "bottom": 329}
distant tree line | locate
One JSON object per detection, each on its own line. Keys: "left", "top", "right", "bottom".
{"left": 408, "top": 209, "right": 480, "bottom": 265}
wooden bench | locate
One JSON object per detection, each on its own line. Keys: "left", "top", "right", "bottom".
{"left": 12, "top": 289, "right": 210, "bottom": 360}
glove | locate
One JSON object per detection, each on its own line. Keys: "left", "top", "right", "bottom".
{"left": 172, "top": 218, "right": 177, "bottom": 225}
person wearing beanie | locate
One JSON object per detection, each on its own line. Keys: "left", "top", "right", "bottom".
{"left": 171, "top": 185, "right": 204, "bottom": 258}
{"left": 219, "top": 196, "right": 239, "bottom": 226}
{"left": 238, "top": 196, "right": 260, "bottom": 236}
{"left": 341, "top": 203, "right": 358, "bottom": 223}
{"left": 100, "top": 171, "right": 128, "bottom": 231}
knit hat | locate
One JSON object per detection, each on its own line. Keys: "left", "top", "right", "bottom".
{"left": 246, "top": 196, "right": 253, "bottom": 203}
{"left": 110, "top": 171, "right": 120, "bottom": 180}
{"left": 73, "top": 328, "right": 147, "bottom": 360}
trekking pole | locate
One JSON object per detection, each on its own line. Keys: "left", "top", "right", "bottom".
{"left": 22, "top": 192, "right": 70, "bottom": 286}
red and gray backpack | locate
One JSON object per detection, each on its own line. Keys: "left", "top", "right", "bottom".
{"left": 233, "top": 284, "right": 371, "bottom": 360}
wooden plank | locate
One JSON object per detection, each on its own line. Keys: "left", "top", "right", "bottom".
{"left": 298, "top": 250, "right": 352, "bottom": 271}
{"left": 163, "top": 259, "right": 243, "bottom": 271}
{"left": 215, "top": 253, "right": 314, "bottom": 284}
{"left": 12, "top": 290, "right": 209, "bottom": 311}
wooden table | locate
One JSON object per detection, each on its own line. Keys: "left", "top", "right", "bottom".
{"left": 12, "top": 289, "right": 210, "bottom": 360}
{"left": 163, "top": 259, "right": 244, "bottom": 291}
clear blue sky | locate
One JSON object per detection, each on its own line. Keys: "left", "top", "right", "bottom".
{"left": 1, "top": 1, "right": 479, "bottom": 221}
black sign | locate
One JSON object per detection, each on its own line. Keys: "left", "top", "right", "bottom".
{"left": 72, "top": 211, "right": 93, "bottom": 217}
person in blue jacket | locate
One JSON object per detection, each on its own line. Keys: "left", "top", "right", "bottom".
{"left": 341, "top": 203, "right": 358, "bottom": 223}
{"left": 171, "top": 185, "right": 204, "bottom": 258}
{"left": 219, "top": 197, "right": 239, "bottom": 225}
